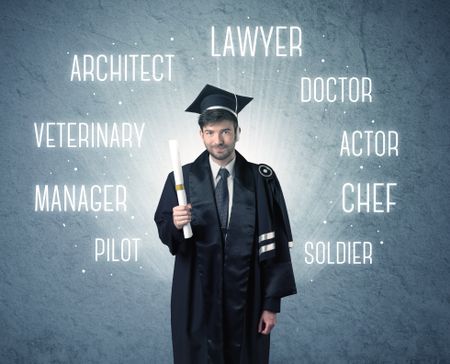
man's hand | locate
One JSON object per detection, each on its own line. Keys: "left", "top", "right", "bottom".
{"left": 172, "top": 204, "right": 192, "bottom": 230}
{"left": 258, "top": 310, "right": 277, "bottom": 335}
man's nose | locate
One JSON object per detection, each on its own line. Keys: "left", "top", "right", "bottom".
{"left": 215, "top": 133, "right": 223, "bottom": 144}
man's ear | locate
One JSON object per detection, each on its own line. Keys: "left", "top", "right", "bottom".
{"left": 236, "top": 127, "right": 241, "bottom": 141}
{"left": 199, "top": 128, "right": 203, "bottom": 138}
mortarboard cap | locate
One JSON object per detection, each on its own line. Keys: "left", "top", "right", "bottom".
{"left": 185, "top": 84, "right": 253, "bottom": 118}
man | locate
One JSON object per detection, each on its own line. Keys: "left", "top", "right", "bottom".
{"left": 154, "top": 84, "right": 296, "bottom": 364}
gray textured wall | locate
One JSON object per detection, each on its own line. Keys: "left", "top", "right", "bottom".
{"left": 1, "top": 0, "right": 450, "bottom": 363}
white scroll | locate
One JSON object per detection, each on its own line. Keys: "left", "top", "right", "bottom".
{"left": 168, "top": 140, "right": 193, "bottom": 239}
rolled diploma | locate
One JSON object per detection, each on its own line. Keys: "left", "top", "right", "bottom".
{"left": 169, "top": 139, "right": 193, "bottom": 239}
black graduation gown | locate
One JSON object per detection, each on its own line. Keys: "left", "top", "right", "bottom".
{"left": 154, "top": 150, "right": 296, "bottom": 364}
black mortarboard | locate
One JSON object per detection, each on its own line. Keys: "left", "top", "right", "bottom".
{"left": 185, "top": 84, "right": 253, "bottom": 117}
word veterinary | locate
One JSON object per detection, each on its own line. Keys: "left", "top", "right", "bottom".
{"left": 34, "top": 122, "right": 145, "bottom": 148}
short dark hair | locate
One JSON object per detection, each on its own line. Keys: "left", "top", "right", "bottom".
{"left": 198, "top": 109, "right": 238, "bottom": 130}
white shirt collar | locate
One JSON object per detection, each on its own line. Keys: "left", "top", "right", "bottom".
{"left": 209, "top": 153, "right": 236, "bottom": 180}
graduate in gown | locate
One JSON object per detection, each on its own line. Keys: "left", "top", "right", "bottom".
{"left": 154, "top": 84, "right": 297, "bottom": 364}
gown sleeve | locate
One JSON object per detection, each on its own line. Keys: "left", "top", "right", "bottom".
{"left": 260, "top": 169, "right": 297, "bottom": 313}
{"left": 154, "top": 172, "right": 190, "bottom": 256}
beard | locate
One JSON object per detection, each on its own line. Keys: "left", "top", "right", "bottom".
{"left": 206, "top": 143, "right": 235, "bottom": 161}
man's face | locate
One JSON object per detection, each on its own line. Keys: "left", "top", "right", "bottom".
{"left": 200, "top": 120, "right": 239, "bottom": 163}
